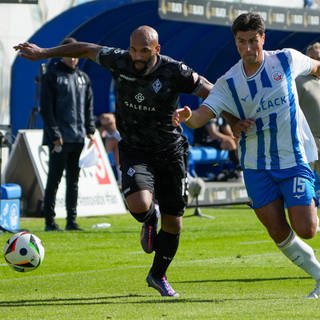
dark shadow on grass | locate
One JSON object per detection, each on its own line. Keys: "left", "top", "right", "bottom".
{"left": 0, "top": 294, "right": 223, "bottom": 307}
{"left": 0, "top": 277, "right": 313, "bottom": 307}
{"left": 177, "top": 275, "right": 310, "bottom": 284}
{"left": 0, "top": 294, "right": 294, "bottom": 307}
{"left": 0, "top": 294, "right": 145, "bottom": 307}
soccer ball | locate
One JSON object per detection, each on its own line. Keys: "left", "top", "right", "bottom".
{"left": 3, "top": 231, "right": 45, "bottom": 272}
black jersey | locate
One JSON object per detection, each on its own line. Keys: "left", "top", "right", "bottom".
{"left": 97, "top": 47, "right": 198, "bottom": 156}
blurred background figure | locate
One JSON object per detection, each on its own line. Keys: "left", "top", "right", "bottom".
{"left": 193, "top": 116, "right": 241, "bottom": 181}
{"left": 296, "top": 42, "right": 320, "bottom": 200}
{"left": 96, "top": 112, "right": 121, "bottom": 183}
{"left": 40, "top": 37, "right": 95, "bottom": 232}
{"left": 304, "top": 0, "right": 314, "bottom": 8}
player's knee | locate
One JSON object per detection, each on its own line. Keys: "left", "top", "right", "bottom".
{"left": 126, "top": 196, "right": 151, "bottom": 213}
{"left": 125, "top": 191, "right": 153, "bottom": 213}
{"left": 295, "top": 224, "right": 317, "bottom": 239}
{"left": 162, "top": 215, "right": 182, "bottom": 234}
{"left": 129, "top": 202, "right": 155, "bottom": 223}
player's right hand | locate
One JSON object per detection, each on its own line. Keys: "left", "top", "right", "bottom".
{"left": 232, "top": 119, "right": 255, "bottom": 138}
{"left": 13, "top": 42, "right": 45, "bottom": 61}
{"left": 172, "top": 106, "right": 192, "bottom": 127}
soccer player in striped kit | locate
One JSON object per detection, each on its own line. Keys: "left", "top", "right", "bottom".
{"left": 173, "top": 12, "right": 320, "bottom": 298}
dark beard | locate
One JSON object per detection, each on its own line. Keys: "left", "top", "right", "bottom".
{"left": 132, "top": 59, "right": 153, "bottom": 76}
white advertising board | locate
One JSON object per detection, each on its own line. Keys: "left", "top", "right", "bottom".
{"left": 4, "top": 129, "right": 127, "bottom": 217}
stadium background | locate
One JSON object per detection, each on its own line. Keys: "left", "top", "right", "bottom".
{"left": 2, "top": 0, "right": 320, "bottom": 211}
{"left": 9, "top": 0, "right": 320, "bottom": 137}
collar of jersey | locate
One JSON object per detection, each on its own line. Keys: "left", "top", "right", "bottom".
{"left": 240, "top": 51, "right": 265, "bottom": 80}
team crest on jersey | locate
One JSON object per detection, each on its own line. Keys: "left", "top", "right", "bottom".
{"left": 272, "top": 71, "right": 284, "bottom": 81}
{"left": 152, "top": 79, "right": 162, "bottom": 93}
{"left": 127, "top": 167, "right": 136, "bottom": 177}
{"left": 135, "top": 93, "right": 145, "bottom": 103}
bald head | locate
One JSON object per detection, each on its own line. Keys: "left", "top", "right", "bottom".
{"left": 129, "top": 25, "right": 160, "bottom": 75}
{"left": 130, "top": 25, "right": 159, "bottom": 46}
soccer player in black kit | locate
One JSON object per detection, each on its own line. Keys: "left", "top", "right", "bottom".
{"left": 14, "top": 26, "right": 213, "bottom": 297}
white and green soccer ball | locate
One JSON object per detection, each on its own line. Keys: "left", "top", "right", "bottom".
{"left": 3, "top": 231, "right": 45, "bottom": 272}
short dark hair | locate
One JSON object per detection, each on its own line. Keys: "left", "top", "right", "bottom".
{"left": 60, "top": 37, "right": 77, "bottom": 45}
{"left": 231, "top": 13, "right": 265, "bottom": 36}
{"left": 306, "top": 42, "right": 320, "bottom": 55}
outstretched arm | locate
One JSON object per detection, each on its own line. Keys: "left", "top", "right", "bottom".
{"left": 172, "top": 105, "right": 214, "bottom": 128}
{"left": 172, "top": 105, "right": 254, "bottom": 138}
{"left": 13, "top": 41, "right": 102, "bottom": 61}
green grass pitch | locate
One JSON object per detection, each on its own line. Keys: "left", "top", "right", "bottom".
{"left": 0, "top": 205, "right": 319, "bottom": 319}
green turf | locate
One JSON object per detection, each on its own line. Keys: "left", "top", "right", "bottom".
{"left": 0, "top": 206, "right": 320, "bottom": 319}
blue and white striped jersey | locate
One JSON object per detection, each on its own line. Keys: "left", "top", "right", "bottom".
{"left": 203, "top": 49, "right": 317, "bottom": 170}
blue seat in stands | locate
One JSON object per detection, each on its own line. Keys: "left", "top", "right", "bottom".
{"left": 188, "top": 146, "right": 229, "bottom": 177}
{"left": 181, "top": 121, "right": 230, "bottom": 178}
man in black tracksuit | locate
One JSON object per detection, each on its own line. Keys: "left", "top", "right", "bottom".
{"left": 15, "top": 26, "right": 213, "bottom": 296}
{"left": 40, "top": 38, "right": 95, "bottom": 232}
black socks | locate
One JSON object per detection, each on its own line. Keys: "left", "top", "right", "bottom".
{"left": 150, "top": 229, "right": 180, "bottom": 278}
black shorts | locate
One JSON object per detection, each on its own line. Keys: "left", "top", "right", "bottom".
{"left": 120, "top": 151, "right": 188, "bottom": 216}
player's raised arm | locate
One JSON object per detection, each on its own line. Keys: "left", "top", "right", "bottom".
{"left": 13, "top": 41, "right": 102, "bottom": 61}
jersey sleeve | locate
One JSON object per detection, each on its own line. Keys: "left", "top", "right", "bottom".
{"left": 202, "top": 78, "right": 232, "bottom": 117}
{"left": 173, "top": 62, "right": 198, "bottom": 93}
{"left": 286, "top": 48, "right": 312, "bottom": 78}
{"left": 96, "top": 46, "right": 127, "bottom": 70}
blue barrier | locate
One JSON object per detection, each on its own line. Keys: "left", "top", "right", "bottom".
{"left": 0, "top": 184, "right": 21, "bottom": 232}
